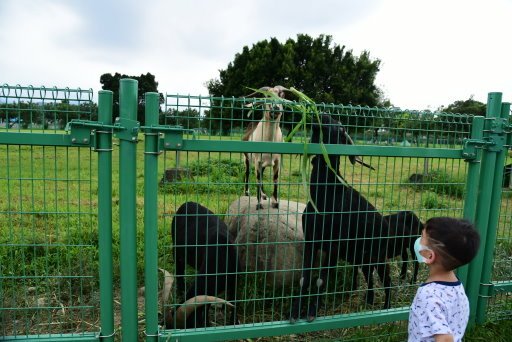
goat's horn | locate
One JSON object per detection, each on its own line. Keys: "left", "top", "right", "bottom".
{"left": 273, "top": 85, "right": 289, "bottom": 98}
{"left": 174, "top": 296, "right": 234, "bottom": 329}
{"left": 354, "top": 156, "right": 376, "bottom": 170}
{"left": 345, "top": 133, "right": 375, "bottom": 170}
{"left": 159, "top": 268, "right": 174, "bottom": 304}
{"left": 245, "top": 86, "right": 271, "bottom": 98}
{"left": 344, "top": 132, "right": 355, "bottom": 145}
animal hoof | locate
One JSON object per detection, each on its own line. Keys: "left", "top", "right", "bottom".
{"left": 307, "top": 304, "right": 318, "bottom": 321}
{"left": 272, "top": 202, "right": 279, "bottom": 208}
{"left": 256, "top": 204, "right": 264, "bottom": 210}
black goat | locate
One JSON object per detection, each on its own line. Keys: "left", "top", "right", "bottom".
{"left": 290, "top": 114, "right": 391, "bottom": 323}
{"left": 169, "top": 201, "right": 239, "bottom": 328}
{"left": 350, "top": 211, "right": 424, "bottom": 301}
{"left": 383, "top": 211, "right": 424, "bottom": 283}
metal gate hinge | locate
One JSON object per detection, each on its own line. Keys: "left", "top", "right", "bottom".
{"left": 66, "top": 118, "right": 141, "bottom": 148}
{"left": 141, "top": 125, "right": 195, "bottom": 150}
{"left": 66, "top": 119, "right": 116, "bottom": 149}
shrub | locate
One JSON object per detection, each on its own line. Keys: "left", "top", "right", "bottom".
{"left": 406, "top": 170, "right": 465, "bottom": 198}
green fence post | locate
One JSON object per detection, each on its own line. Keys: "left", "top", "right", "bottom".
{"left": 144, "top": 92, "right": 161, "bottom": 341}
{"left": 459, "top": 116, "right": 484, "bottom": 287}
{"left": 97, "top": 90, "right": 115, "bottom": 341}
{"left": 119, "top": 78, "right": 139, "bottom": 340}
{"left": 464, "top": 92, "right": 502, "bottom": 325}
{"left": 476, "top": 99, "right": 509, "bottom": 324}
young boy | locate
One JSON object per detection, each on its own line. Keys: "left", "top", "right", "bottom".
{"left": 408, "top": 217, "right": 480, "bottom": 342}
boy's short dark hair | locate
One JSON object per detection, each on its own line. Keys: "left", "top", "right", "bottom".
{"left": 424, "top": 217, "right": 480, "bottom": 271}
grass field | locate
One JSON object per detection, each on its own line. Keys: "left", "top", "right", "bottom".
{"left": 1, "top": 132, "right": 511, "bottom": 339}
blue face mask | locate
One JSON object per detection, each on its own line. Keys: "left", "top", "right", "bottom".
{"left": 414, "top": 237, "right": 432, "bottom": 263}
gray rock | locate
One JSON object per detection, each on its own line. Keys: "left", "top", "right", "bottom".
{"left": 225, "top": 196, "right": 306, "bottom": 288}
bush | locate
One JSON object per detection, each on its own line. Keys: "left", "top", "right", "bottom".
{"left": 422, "top": 192, "right": 447, "bottom": 209}
{"left": 189, "top": 158, "right": 243, "bottom": 177}
{"left": 160, "top": 158, "right": 244, "bottom": 195}
{"left": 407, "top": 170, "right": 465, "bottom": 198}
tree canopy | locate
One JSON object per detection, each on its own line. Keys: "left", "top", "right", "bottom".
{"left": 100, "top": 72, "right": 163, "bottom": 125}
{"left": 439, "top": 96, "right": 486, "bottom": 116}
{"left": 205, "top": 34, "right": 385, "bottom": 134}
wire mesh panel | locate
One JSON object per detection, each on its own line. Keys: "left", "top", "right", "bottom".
{"left": 0, "top": 84, "right": 95, "bottom": 132}
{"left": 155, "top": 93, "right": 477, "bottom": 340}
{"left": 488, "top": 153, "right": 512, "bottom": 320}
{"left": 0, "top": 85, "right": 100, "bottom": 339}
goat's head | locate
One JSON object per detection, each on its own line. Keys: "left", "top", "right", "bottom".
{"left": 163, "top": 273, "right": 234, "bottom": 329}
{"left": 312, "top": 114, "right": 374, "bottom": 170}
{"left": 165, "top": 295, "right": 234, "bottom": 329}
{"left": 245, "top": 85, "right": 289, "bottom": 121}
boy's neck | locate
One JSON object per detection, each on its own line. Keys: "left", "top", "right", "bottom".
{"left": 427, "top": 265, "right": 458, "bottom": 283}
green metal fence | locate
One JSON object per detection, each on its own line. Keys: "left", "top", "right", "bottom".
{"left": 1, "top": 79, "right": 511, "bottom": 341}
{"left": 0, "top": 84, "right": 113, "bottom": 340}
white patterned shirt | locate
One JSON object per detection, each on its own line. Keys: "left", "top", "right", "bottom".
{"left": 408, "top": 280, "right": 470, "bottom": 342}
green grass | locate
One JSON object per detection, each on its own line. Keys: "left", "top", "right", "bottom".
{"left": 1, "top": 134, "right": 512, "bottom": 339}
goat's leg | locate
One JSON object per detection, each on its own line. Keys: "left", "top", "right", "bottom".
{"left": 351, "top": 266, "right": 360, "bottom": 290}
{"left": 376, "top": 262, "right": 392, "bottom": 309}
{"left": 271, "top": 159, "right": 279, "bottom": 208}
{"left": 290, "top": 241, "right": 315, "bottom": 323}
{"left": 361, "top": 263, "right": 375, "bottom": 306}
{"left": 225, "top": 275, "right": 239, "bottom": 325}
{"left": 255, "top": 161, "right": 265, "bottom": 210}
{"left": 244, "top": 153, "right": 250, "bottom": 196}
{"left": 174, "top": 252, "right": 186, "bottom": 299}
{"left": 411, "top": 246, "right": 420, "bottom": 283}
{"left": 306, "top": 249, "right": 335, "bottom": 322}
{"left": 400, "top": 250, "right": 408, "bottom": 281}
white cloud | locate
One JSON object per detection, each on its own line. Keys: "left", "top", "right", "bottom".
{"left": 0, "top": 0, "right": 511, "bottom": 108}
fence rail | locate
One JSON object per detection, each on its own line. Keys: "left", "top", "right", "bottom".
{"left": 1, "top": 80, "right": 511, "bottom": 341}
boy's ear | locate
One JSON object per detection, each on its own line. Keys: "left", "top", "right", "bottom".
{"left": 424, "top": 250, "right": 436, "bottom": 265}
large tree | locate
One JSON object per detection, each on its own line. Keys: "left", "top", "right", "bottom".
{"left": 99, "top": 72, "right": 163, "bottom": 125}
{"left": 205, "top": 34, "right": 385, "bottom": 134}
{"left": 439, "top": 96, "right": 486, "bottom": 116}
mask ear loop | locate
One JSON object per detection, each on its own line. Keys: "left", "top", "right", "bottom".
{"left": 414, "top": 237, "right": 433, "bottom": 263}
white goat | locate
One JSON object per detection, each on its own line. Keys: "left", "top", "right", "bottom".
{"left": 243, "top": 86, "right": 287, "bottom": 210}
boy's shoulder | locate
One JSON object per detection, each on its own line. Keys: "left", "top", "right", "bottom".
{"left": 415, "top": 281, "right": 467, "bottom": 305}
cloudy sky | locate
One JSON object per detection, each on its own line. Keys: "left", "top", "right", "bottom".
{"left": 1, "top": 0, "right": 511, "bottom": 110}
